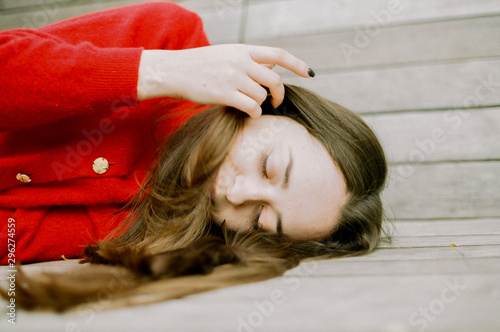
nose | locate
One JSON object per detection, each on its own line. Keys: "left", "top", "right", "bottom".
{"left": 226, "top": 174, "right": 272, "bottom": 206}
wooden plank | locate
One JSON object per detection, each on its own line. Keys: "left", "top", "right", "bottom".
{"left": 2, "top": 256, "right": 500, "bottom": 287}
{"left": 384, "top": 161, "right": 500, "bottom": 220}
{"left": 0, "top": 259, "right": 79, "bottom": 276}
{"left": 1, "top": 245, "right": 498, "bottom": 283}
{"left": 255, "top": 15, "right": 500, "bottom": 71}
{"left": 245, "top": 0, "right": 500, "bottom": 41}
{"left": 0, "top": 0, "right": 153, "bottom": 31}
{"left": 345, "top": 245, "right": 500, "bottom": 261}
{"left": 288, "top": 256, "right": 500, "bottom": 276}
{"left": 0, "top": 246, "right": 498, "bottom": 331}
{"left": 0, "top": 0, "right": 73, "bottom": 11}
{"left": 192, "top": 4, "right": 242, "bottom": 44}
{"left": 378, "top": 234, "right": 500, "bottom": 248}
{"left": 0, "top": 0, "right": 242, "bottom": 44}
{"left": 362, "top": 107, "right": 500, "bottom": 163}
{"left": 284, "top": 58, "right": 500, "bottom": 113}
{"left": 391, "top": 219, "right": 500, "bottom": 237}
{"left": 1, "top": 273, "right": 498, "bottom": 332}
{"left": 172, "top": 0, "right": 244, "bottom": 44}
{"left": 174, "top": 0, "right": 229, "bottom": 11}
{"left": 6, "top": 247, "right": 495, "bottom": 287}
{"left": 237, "top": 274, "right": 500, "bottom": 332}
{"left": 0, "top": 0, "right": 236, "bottom": 13}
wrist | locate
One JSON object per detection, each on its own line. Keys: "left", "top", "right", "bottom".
{"left": 137, "top": 50, "right": 177, "bottom": 101}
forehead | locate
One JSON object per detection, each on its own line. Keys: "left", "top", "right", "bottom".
{"left": 285, "top": 132, "right": 346, "bottom": 240}
{"left": 236, "top": 115, "right": 293, "bottom": 147}
{"left": 244, "top": 116, "right": 347, "bottom": 240}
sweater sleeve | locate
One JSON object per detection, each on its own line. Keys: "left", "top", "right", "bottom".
{"left": 0, "top": 29, "right": 142, "bottom": 129}
{"left": 0, "top": 2, "right": 209, "bottom": 129}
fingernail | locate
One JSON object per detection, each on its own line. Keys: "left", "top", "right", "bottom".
{"left": 308, "top": 68, "right": 316, "bottom": 78}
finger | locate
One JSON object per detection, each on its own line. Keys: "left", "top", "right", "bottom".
{"left": 230, "top": 74, "right": 268, "bottom": 108}
{"left": 249, "top": 46, "right": 311, "bottom": 78}
{"left": 247, "top": 63, "right": 284, "bottom": 108}
{"left": 224, "top": 91, "right": 262, "bottom": 118}
{"left": 240, "top": 74, "right": 273, "bottom": 105}
{"left": 261, "top": 63, "right": 275, "bottom": 70}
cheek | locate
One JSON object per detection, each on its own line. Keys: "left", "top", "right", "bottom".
{"left": 222, "top": 214, "right": 250, "bottom": 231}
{"left": 212, "top": 206, "right": 251, "bottom": 231}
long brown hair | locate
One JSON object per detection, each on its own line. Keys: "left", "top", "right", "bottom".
{"left": 3, "top": 85, "right": 388, "bottom": 311}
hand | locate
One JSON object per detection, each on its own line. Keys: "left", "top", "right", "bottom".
{"left": 137, "top": 44, "right": 314, "bottom": 118}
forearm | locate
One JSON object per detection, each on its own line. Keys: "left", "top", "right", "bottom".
{"left": 0, "top": 30, "right": 141, "bottom": 129}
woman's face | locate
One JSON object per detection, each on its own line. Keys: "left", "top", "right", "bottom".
{"left": 211, "top": 115, "right": 347, "bottom": 241}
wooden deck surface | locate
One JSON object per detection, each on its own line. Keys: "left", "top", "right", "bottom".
{"left": 1, "top": 0, "right": 500, "bottom": 331}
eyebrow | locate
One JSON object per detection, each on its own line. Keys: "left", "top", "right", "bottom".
{"left": 276, "top": 148, "right": 293, "bottom": 234}
{"left": 276, "top": 214, "right": 282, "bottom": 234}
{"left": 281, "top": 148, "right": 293, "bottom": 189}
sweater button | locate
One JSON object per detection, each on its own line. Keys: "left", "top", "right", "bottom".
{"left": 16, "top": 173, "right": 32, "bottom": 183}
{"left": 92, "top": 157, "right": 109, "bottom": 175}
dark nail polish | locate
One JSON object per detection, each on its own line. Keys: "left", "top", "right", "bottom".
{"left": 308, "top": 68, "right": 316, "bottom": 77}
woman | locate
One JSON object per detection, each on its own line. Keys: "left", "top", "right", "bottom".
{"left": 0, "top": 2, "right": 387, "bottom": 310}
{"left": 0, "top": 1, "right": 312, "bottom": 264}
{"left": 119, "top": 84, "right": 387, "bottom": 256}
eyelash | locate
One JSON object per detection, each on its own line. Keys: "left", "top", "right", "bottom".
{"left": 253, "top": 153, "right": 269, "bottom": 229}
{"left": 252, "top": 205, "right": 264, "bottom": 230}
{"left": 261, "top": 152, "right": 269, "bottom": 178}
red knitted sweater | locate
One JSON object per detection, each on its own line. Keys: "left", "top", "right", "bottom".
{"left": 0, "top": 2, "right": 210, "bottom": 264}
